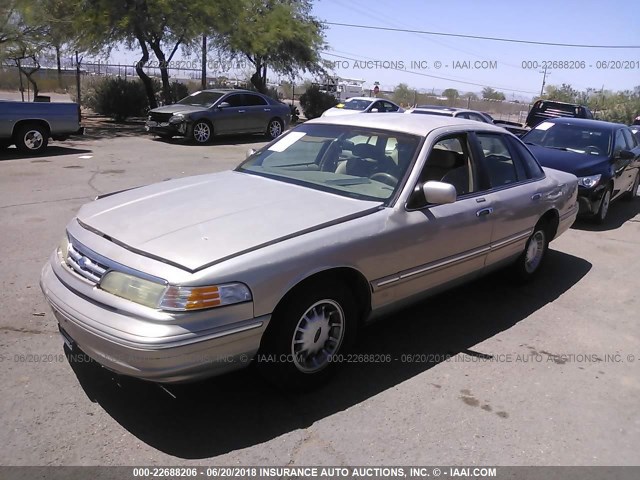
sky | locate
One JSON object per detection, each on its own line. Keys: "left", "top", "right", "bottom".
{"left": 309, "top": 0, "right": 640, "bottom": 99}
{"left": 102, "top": 0, "right": 640, "bottom": 101}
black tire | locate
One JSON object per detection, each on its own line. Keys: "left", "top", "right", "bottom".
{"left": 266, "top": 118, "right": 283, "bottom": 140}
{"left": 191, "top": 120, "right": 212, "bottom": 144}
{"left": 257, "top": 280, "right": 358, "bottom": 390}
{"left": 623, "top": 171, "right": 639, "bottom": 201}
{"left": 15, "top": 123, "right": 48, "bottom": 153}
{"left": 594, "top": 186, "right": 612, "bottom": 224}
{"left": 512, "top": 220, "right": 550, "bottom": 283}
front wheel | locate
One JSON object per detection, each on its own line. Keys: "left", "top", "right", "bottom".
{"left": 266, "top": 118, "right": 283, "bottom": 140}
{"left": 594, "top": 187, "right": 612, "bottom": 224}
{"left": 623, "top": 172, "right": 639, "bottom": 201}
{"left": 258, "top": 281, "right": 357, "bottom": 390}
{"left": 15, "top": 124, "right": 48, "bottom": 153}
{"left": 191, "top": 121, "right": 212, "bottom": 144}
{"left": 512, "top": 222, "right": 549, "bottom": 282}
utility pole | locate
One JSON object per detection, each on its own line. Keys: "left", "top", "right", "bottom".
{"left": 539, "top": 66, "right": 550, "bottom": 97}
{"left": 201, "top": 35, "right": 207, "bottom": 90}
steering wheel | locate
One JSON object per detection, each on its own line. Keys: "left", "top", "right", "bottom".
{"left": 584, "top": 145, "right": 603, "bottom": 155}
{"left": 370, "top": 172, "right": 398, "bottom": 187}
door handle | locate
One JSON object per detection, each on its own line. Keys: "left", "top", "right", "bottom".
{"left": 531, "top": 193, "right": 542, "bottom": 201}
{"left": 264, "top": 108, "right": 271, "bottom": 112}
{"left": 476, "top": 207, "right": 493, "bottom": 217}
{"left": 238, "top": 110, "right": 246, "bottom": 113}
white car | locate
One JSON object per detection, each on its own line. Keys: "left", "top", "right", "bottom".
{"left": 322, "top": 97, "right": 404, "bottom": 117}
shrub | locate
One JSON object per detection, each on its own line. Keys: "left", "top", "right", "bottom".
{"left": 299, "top": 86, "right": 338, "bottom": 119}
{"left": 168, "top": 81, "right": 189, "bottom": 103}
{"left": 92, "top": 77, "right": 149, "bottom": 121}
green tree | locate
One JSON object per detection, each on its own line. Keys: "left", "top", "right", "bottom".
{"left": 544, "top": 83, "right": 579, "bottom": 103}
{"left": 77, "top": 0, "right": 233, "bottom": 107}
{"left": 482, "top": 86, "right": 505, "bottom": 101}
{"left": 392, "top": 82, "right": 413, "bottom": 106}
{"left": 213, "top": 0, "right": 325, "bottom": 94}
{"left": 442, "top": 88, "right": 459, "bottom": 104}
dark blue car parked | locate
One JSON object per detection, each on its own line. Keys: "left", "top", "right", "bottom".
{"left": 522, "top": 118, "right": 640, "bottom": 223}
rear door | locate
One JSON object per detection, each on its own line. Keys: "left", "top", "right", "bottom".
{"left": 473, "top": 132, "right": 546, "bottom": 266}
{"left": 243, "top": 93, "right": 270, "bottom": 132}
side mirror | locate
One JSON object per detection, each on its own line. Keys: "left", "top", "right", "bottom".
{"left": 617, "top": 150, "right": 635, "bottom": 160}
{"left": 369, "top": 108, "right": 379, "bottom": 113}
{"left": 246, "top": 148, "right": 256, "bottom": 159}
{"left": 422, "top": 181, "right": 457, "bottom": 205}
{"left": 218, "top": 102, "right": 231, "bottom": 109}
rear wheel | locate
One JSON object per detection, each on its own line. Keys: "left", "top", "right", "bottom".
{"left": 594, "top": 186, "right": 612, "bottom": 224}
{"left": 191, "top": 120, "right": 212, "bottom": 144}
{"left": 512, "top": 220, "right": 549, "bottom": 282}
{"left": 15, "top": 123, "right": 48, "bottom": 153}
{"left": 623, "top": 171, "right": 639, "bottom": 201}
{"left": 258, "top": 280, "right": 357, "bottom": 390}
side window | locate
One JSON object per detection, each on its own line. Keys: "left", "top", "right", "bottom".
{"left": 456, "top": 113, "right": 470, "bottom": 120}
{"left": 244, "top": 94, "right": 267, "bottom": 106}
{"left": 622, "top": 129, "right": 637, "bottom": 149}
{"left": 225, "top": 94, "right": 244, "bottom": 107}
{"left": 468, "top": 113, "right": 488, "bottom": 123}
{"left": 613, "top": 130, "right": 626, "bottom": 155}
{"left": 507, "top": 138, "right": 545, "bottom": 179}
{"left": 419, "top": 135, "right": 476, "bottom": 196}
{"left": 476, "top": 133, "right": 519, "bottom": 188}
{"left": 370, "top": 101, "right": 384, "bottom": 112}
{"left": 383, "top": 101, "right": 399, "bottom": 112}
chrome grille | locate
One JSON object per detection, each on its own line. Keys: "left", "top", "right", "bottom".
{"left": 66, "top": 240, "right": 108, "bottom": 284}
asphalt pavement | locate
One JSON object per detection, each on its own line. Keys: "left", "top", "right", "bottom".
{"left": 0, "top": 130, "right": 638, "bottom": 466}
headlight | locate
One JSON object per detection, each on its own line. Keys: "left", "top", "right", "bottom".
{"left": 99, "top": 271, "right": 251, "bottom": 311}
{"left": 159, "top": 283, "right": 252, "bottom": 311}
{"left": 100, "top": 271, "right": 167, "bottom": 309}
{"left": 578, "top": 174, "right": 601, "bottom": 188}
{"left": 169, "top": 113, "right": 185, "bottom": 123}
{"left": 58, "top": 234, "right": 69, "bottom": 257}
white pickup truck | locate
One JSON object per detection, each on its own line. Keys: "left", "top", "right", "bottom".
{"left": 0, "top": 100, "right": 84, "bottom": 154}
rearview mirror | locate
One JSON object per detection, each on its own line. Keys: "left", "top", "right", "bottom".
{"left": 218, "top": 102, "right": 230, "bottom": 109}
{"left": 422, "top": 181, "right": 457, "bottom": 205}
{"left": 617, "top": 150, "right": 635, "bottom": 160}
{"left": 246, "top": 148, "right": 256, "bottom": 159}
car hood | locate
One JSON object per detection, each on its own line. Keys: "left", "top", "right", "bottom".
{"left": 149, "top": 104, "right": 208, "bottom": 115}
{"left": 321, "top": 108, "right": 363, "bottom": 117}
{"left": 527, "top": 145, "right": 609, "bottom": 177}
{"left": 77, "top": 171, "right": 381, "bottom": 272}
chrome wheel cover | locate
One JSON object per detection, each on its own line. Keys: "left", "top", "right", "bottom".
{"left": 193, "top": 122, "right": 210, "bottom": 143}
{"left": 24, "top": 130, "right": 44, "bottom": 150}
{"left": 268, "top": 120, "right": 282, "bottom": 139}
{"left": 291, "top": 299, "right": 345, "bottom": 373}
{"left": 525, "top": 230, "right": 545, "bottom": 273}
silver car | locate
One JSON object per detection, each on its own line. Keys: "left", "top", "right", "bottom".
{"left": 146, "top": 89, "right": 290, "bottom": 143}
{"left": 40, "top": 114, "right": 578, "bottom": 389}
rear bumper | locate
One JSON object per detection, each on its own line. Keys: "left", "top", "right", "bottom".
{"left": 40, "top": 262, "right": 268, "bottom": 383}
{"left": 556, "top": 202, "right": 579, "bottom": 238}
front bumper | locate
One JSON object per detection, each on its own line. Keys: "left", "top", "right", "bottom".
{"left": 577, "top": 185, "right": 607, "bottom": 216}
{"left": 145, "top": 121, "right": 187, "bottom": 137}
{"left": 40, "top": 261, "right": 269, "bottom": 383}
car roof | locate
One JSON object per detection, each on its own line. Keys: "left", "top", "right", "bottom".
{"left": 344, "top": 97, "right": 379, "bottom": 101}
{"left": 200, "top": 88, "right": 257, "bottom": 94}
{"left": 306, "top": 112, "right": 506, "bottom": 136}
{"left": 538, "top": 117, "right": 627, "bottom": 130}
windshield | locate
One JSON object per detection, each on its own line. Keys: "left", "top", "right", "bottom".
{"left": 177, "top": 91, "right": 224, "bottom": 107}
{"left": 524, "top": 122, "right": 612, "bottom": 156}
{"left": 341, "top": 99, "right": 373, "bottom": 111}
{"left": 237, "top": 124, "right": 421, "bottom": 202}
